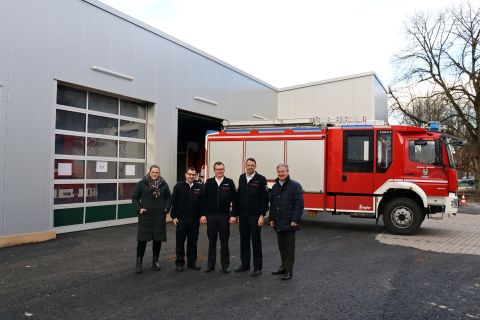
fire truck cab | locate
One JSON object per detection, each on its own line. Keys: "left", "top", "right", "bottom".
{"left": 205, "top": 118, "right": 460, "bottom": 235}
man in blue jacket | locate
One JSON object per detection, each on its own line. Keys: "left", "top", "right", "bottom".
{"left": 234, "top": 158, "right": 269, "bottom": 277}
{"left": 269, "top": 163, "right": 304, "bottom": 280}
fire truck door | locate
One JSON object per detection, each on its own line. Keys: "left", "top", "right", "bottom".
{"left": 403, "top": 137, "right": 447, "bottom": 196}
{"left": 341, "top": 129, "right": 374, "bottom": 193}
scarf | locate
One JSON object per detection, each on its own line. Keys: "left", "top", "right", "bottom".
{"left": 145, "top": 175, "right": 161, "bottom": 199}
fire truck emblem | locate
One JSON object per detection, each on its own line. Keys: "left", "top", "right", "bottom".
{"left": 422, "top": 168, "right": 429, "bottom": 176}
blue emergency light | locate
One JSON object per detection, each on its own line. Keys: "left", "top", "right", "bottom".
{"left": 426, "top": 121, "right": 441, "bottom": 132}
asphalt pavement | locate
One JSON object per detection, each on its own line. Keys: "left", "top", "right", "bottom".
{"left": 1, "top": 205, "right": 480, "bottom": 320}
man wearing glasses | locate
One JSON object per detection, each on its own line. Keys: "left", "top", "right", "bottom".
{"left": 170, "top": 167, "right": 203, "bottom": 272}
{"left": 200, "top": 161, "right": 237, "bottom": 273}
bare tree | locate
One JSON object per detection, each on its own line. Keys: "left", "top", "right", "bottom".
{"left": 389, "top": 2, "right": 480, "bottom": 179}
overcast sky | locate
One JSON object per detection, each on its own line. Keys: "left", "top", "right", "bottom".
{"left": 99, "top": 0, "right": 460, "bottom": 88}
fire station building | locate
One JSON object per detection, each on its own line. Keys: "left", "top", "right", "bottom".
{"left": 0, "top": 0, "right": 387, "bottom": 246}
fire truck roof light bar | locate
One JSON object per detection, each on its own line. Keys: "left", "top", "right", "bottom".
{"left": 222, "top": 117, "right": 388, "bottom": 130}
{"left": 292, "top": 128, "right": 323, "bottom": 132}
{"left": 340, "top": 124, "right": 374, "bottom": 128}
{"left": 258, "top": 128, "right": 286, "bottom": 133}
{"left": 224, "top": 129, "right": 251, "bottom": 134}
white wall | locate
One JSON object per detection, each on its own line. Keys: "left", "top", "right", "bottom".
{"left": 277, "top": 72, "right": 387, "bottom": 122}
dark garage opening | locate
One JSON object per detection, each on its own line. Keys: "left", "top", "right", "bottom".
{"left": 177, "top": 110, "right": 222, "bottom": 182}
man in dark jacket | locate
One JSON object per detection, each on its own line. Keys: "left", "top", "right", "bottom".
{"left": 200, "top": 161, "right": 237, "bottom": 273}
{"left": 171, "top": 167, "right": 203, "bottom": 272}
{"left": 269, "top": 163, "right": 304, "bottom": 280}
{"left": 234, "top": 158, "right": 269, "bottom": 277}
{"left": 132, "top": 165, "right": 172, "bottom": 274}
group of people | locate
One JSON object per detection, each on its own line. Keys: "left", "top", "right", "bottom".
{"left": 131, "top": 159, "right": 304, "bottom": 281}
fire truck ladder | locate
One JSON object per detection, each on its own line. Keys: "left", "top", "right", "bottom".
{"left": 222, "top": 116, "right": 388, "bottom": 130}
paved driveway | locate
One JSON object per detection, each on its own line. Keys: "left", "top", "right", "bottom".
{"left": 1, "top": 206, "right": 479, "bottom": 320}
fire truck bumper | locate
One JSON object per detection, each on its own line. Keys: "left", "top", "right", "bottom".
{"left": 445, "top": 193, "right": 459, "bottom": 215}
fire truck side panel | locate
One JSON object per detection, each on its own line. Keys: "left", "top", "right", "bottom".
{"left": 303, "top": 192, "right": 325, "bottom": 211}
{"left": 286, "top": 139, "right": 325, "bottom": 193}
{"left": 334, "top": 195, "right": 375, "bottom": 213}
{"left": 245, "top": 140, "right": 284, "bottom": 181}
{"left": 207, "top": 140, "right": 244, "bottom": 181}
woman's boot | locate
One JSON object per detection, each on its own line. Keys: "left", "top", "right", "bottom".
{"left": 135, "top": 257, "right": 143, "bottom": 274}
{"left": 152, "top": 255, "right": 161, "bottom": 271}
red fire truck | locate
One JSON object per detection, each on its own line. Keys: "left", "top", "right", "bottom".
{"left": 204, "top": 118, "right": 462, "bottom": 234}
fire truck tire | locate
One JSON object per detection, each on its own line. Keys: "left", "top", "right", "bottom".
{"left": 382, "top": 197, "right": 424, "bottom": 235}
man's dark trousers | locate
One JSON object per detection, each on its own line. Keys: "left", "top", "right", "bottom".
{"left": 276, "top": 230, "right": 295, "bottom": 272}
{"left": 175, "top": 217, "right": 199, "bottom": 267}
{"left": 207, "top": 215, "right": 230, "bottom": 269}
{"left": 239, "top": 215, "right": 262, "bottom": 271}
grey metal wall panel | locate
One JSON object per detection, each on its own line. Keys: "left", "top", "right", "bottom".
{"left": 82, "top": 5, "right": 113, "bottom": 90}
{"left": 51, "top": 0, "right": 87, "bottom": 84}
{"left": 0, "top": 85, "right": 5, "bottom": 235}
{"left": 0, "top": 2, "right": 12, "bottom": 235}
{"left": 1, "top": 0, "right": 277, "bottom": 237}
{"left": 3, "top": 0, "right": 54, "bottom": 235}
{"left": 277, "top": 74, "right": 386, "bottom": 121}
{"left": 374, "top": 78, "right": 388, "bottom": 121}
{"left": 133, "top": 31, "right": 161, "bottom": 101}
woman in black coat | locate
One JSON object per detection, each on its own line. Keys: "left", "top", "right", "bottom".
{"left": 132, "top": 165, "right": 171, "bottom": 274}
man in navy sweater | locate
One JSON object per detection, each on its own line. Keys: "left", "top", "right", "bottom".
{"left": 234, "top": 158, "right": 269, "bottom": 277}
{"left": 201, "top": 161, "right": 237, "bottom": 273}
{"left": 170, "top": 167, "right": 203, "bottom": 272}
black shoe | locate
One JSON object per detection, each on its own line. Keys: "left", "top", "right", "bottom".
{"left": 281, "top": 271, "right": 292, "bottom": 280}
{"left": 175, "top": 266, "right": 184, "bottom": 272}
{"left": 234, "top": 265, "right": 250, "bottom": 273}
{"left": 204, "top": 267, "right": 215, "bottom": 273}
{"left": 271, "top": 268, "right": 286, "bottom": 275}
{"left": 251, "top": 270, "right": 262, "bottom": 277}
{"left": 152, "top": 255, "right": 161, "bottom": 271}
{"left": 187, "top": 264, "right": 201, "bottom": 271}
{"left": 222, "top": 267, "right": 231, "bottom": 274}
{"left": 135, "top": 257, "right": 143, "bottom": 274}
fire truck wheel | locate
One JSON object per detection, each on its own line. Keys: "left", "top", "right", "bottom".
{"left": 383, "top": 197, "right": 423, "bottom": 235}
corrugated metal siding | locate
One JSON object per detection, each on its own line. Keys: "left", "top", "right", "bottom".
{"left": 374, "top": 77, "right": 388, "bottom": 121}
{"left": 0, "top": 2, "right": 11, "bottom": 235}
{"left": 0, "top": 0, "right": 277, "bottom": 236}
{"left": 277, "top": 74, "right": 386, "bottom": 121}
{"left": 1, "top": 0, "right": 56, "bottom": 235}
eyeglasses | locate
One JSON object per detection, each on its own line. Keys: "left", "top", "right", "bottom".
{"left": 214, "top": 168, "right": 225, "bottom": 171}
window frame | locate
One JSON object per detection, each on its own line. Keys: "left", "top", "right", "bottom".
{"left": 342, "top": 129, "right": 374, "bottom": 173}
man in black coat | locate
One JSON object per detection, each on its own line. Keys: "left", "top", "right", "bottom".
{"left": 269, "top": 163, "right": 304, "bottom": 280}
{"left": 234, "top": 158, "right": 269, "bottom": 277}
{"left": 171, "top": 167, "right": 203, "bottom": 272}
{"left": 200, "top": 161, "right": 237, "bottom": 273}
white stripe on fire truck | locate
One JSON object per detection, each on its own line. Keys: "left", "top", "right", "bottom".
{"left": 391, "top": 179, "right": 448, "bottom": 184}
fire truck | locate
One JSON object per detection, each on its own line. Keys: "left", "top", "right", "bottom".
{"left": 204, "top": 117, "right": 462, "bottom": 235}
